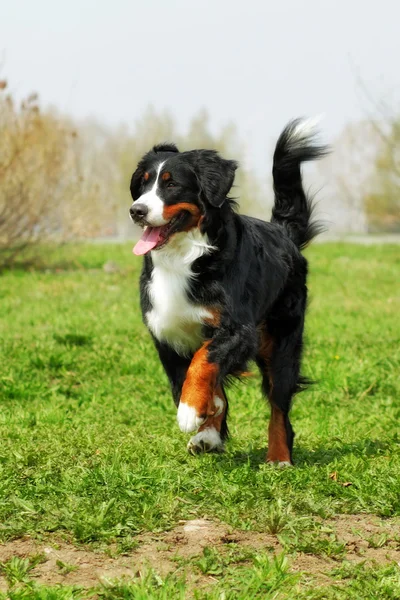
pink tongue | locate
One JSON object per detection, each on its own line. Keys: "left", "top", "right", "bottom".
{"left": 133, "top": 227, "right": 163, "bottom": 256}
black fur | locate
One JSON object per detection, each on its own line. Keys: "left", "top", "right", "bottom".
{"left": 272, "top": 118, "right": 329, "bottom": 248}
{"left": 131, "top": 119, "right": 328, "bottom": 461}
{"left": 192, "top": 150, "right": 238, "bottom": 207}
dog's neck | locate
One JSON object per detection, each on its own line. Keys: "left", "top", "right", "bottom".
{"left": 151, "top": 229, "right": 215, "bottom": 272}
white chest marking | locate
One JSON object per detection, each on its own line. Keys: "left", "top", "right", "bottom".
{"left": 146, "top": 230, "right": 215, "bottom": 356}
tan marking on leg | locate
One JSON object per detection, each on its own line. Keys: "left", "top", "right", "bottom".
{"left": 267, "top": 404, "right": 292, "bottom": 464}
{"left": 257, "top": 325, "right": 291, "bottom": 463}
{"left": 199, "top": 385, "right": 226, "bottom": 433}
{"left": 187, "top": 385, "right": 226, "bottom": 454}
{"left": 180, "top": 341, "right": 218, "bottom": 419}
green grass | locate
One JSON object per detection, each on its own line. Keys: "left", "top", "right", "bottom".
{"left": 0, "top": 242, "right": 399, "bottom": 598}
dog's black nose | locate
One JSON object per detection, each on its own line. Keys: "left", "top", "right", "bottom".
{"left": 130, "top": 203, "right": 148, "bottom": 220}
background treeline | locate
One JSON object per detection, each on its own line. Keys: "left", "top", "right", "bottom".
{"left": 1, "top": 79, "right": 399, "bottom": 269}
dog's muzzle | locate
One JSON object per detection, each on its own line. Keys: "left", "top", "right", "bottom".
{"left": 129, "top": 203, "right": 149, "bottom": 223}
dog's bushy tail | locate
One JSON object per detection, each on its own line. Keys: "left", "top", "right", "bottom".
{"left": 271, "top": 117, "right": 329, "bottom": 249}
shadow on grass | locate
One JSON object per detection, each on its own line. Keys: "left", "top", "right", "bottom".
{"left": 224, "top": 438, "right": 393, "bottom": 469}
{"left": 53, "top": 333, "right": 93, "bottom": 347}
{"left": 294, "top": 438, "right": 393, "bottom": 466}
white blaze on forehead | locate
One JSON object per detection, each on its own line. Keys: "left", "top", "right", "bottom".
{"left": 132, "top": 161, "right": 167, "bottom": 226}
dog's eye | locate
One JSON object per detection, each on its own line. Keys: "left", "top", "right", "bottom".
{"left": 167, "top": 181, "right": 176, "bottom": 188}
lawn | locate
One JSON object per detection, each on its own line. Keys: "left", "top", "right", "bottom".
{"left": 0, "top": 242, "right": 399, "bottom": 599}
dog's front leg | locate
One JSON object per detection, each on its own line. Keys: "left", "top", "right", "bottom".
{"left": 177, "top": 323, "right": 256, "bottom": 440}
{"left": 186, "top": 384, "right": 227, "bottom": 454}
{"left": 177, "top": 341, "right": 227, "bottom": 453}
{"left": 177, "top": 341, "right": 217, "bottom": 433}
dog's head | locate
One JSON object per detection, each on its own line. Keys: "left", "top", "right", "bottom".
{"left": 130, "top": 144, "right": 237, "bottom": 255}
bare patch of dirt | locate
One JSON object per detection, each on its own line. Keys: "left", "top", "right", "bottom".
{"left": 325, "top": 514, "right": 400, "bottom": 565}
{"left": 135, "top": 518, "right": 280, "bottom": 565}
{"left": 0, "top": 515, "right": 398, "bottom": 591}
{"left": 0, "top": 538, "right": 136, "bottom": 593}
{"left": 289, "top": 514, "right": 400, "bottom": 587}
{"left": 291, "top": 554, "right": 335, "bottom": 586}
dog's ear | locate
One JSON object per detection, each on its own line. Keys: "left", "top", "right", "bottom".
{"left": 193, "top": 150, "right": 238, "bottom": 207}
{"left": 130, "top": 159, "right": 146, "bottom": 200}
{"left": 130, "top": 143, "right": 180, "bottom": 200}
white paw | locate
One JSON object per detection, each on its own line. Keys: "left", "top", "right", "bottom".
{"left": 187, "top": 427, "right": 224, "bottom": 455}
{"left": 177, "top": 403, "right": 205, "bottom": 433}
{"left": 267, "top": 460, "right": 293, "bottom": 468}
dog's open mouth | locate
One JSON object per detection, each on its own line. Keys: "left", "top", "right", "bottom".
{"left": 133, "top": 218, "right": 178, "bottom": 256}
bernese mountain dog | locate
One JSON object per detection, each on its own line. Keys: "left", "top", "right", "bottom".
{"left": 129, "top": 118, "right": 328, "bottom": 465}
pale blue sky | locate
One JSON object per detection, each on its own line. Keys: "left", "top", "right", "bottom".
{"left": 1, "top": 0, "right": 398, "bottom": 171}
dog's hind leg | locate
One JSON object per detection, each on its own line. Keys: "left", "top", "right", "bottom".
{"left": 257, "top": 318, "right": 305, "bottom": 466}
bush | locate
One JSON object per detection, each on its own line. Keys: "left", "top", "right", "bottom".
{"left": 364, "top": 119, "right": 400, "bottom": 232}
{"left": 0, "top": 81, "right": 113, "bottom": 269}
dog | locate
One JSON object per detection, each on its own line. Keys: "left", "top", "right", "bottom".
{"left": 129, "top": 118, "right": 328, "bottom": 465}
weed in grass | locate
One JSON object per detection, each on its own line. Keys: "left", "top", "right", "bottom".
{"left": 193, "top": 545, "right": 255, "bottom": 576}
{"left": 56, "top": 560, "right": 79, "bottom": 575}
{"left": 1, "top": 585, "right": 84, "bottom": 599}
{"left": 0, "top": 557, "right": 32, "bottom": 586}
{"left": 264, "top": 499, "right": 293, "bottom": 534}
{"left": 114, "top": 536, "right": 140, "bottom": 556}
{"left": 285, "top": 532, "right": 347, "bottom": 559}
{"left": 98, "top": 571, "right": 186, "bottom": 600}
{"left": 0, "top": 554, "right": 46, "bottom": 587}
{"left": 72, "top": 498, "right": 119, "bottom": 543}
{"left": 365, "top": 533, "right": 391, "bottom": 549}
{"left": 176, "top": 551, "right": 299, "bottom": 599}
{"left": 214, "top": 553, "right": 299, "bottom": 600}
{"left": 328, "top": 561, "right": 400, "bottom": 599}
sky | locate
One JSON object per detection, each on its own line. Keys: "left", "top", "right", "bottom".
{"left": 1, "top": 0, "right": 399, "bottom": 175}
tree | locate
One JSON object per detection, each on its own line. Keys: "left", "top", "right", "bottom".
{"left": 0, "top": 80, "right": 117, "bottom": 268}
{"left": 364, "top": 118, "right": 400, "bottom": 231}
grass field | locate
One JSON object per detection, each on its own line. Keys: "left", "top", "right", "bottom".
{"left": 0, "top": 242, "right": 399, "bottom": 599}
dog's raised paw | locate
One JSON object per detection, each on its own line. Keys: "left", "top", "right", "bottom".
{"left": 177, "top": 403, "right": 205, "bottom": 433}
{"left": 267, "top": 460, "right": 293, "bottom": 468}
{"left": 187, "top": 427, "right": 224, "bottom": 455}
